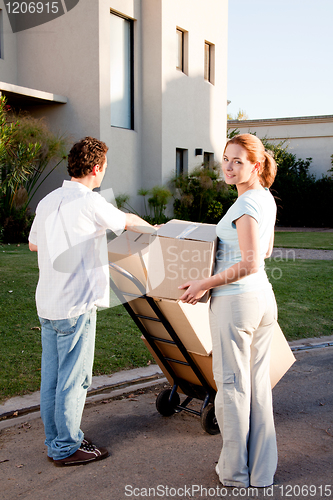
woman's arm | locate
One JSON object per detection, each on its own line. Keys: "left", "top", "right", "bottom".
{"left": 178, "top": 214, "right": 260, "bottom": 304}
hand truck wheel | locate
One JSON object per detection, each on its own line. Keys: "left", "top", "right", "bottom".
{"left": 156, "top": 389, "right": 180, "bottom": 417}
{"left": 200, "top": 403, "right": 220, "bottom": 435}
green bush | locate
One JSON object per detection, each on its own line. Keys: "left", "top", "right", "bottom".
{"left": 263, "top": 139, "right": 333, "bottom": 227}
{"left": 1, "top": 210, "right": 34, "bottom": 244}
{"left": 0, "top": 96, "right": 68, "bottom": 243}
{"left": 171, "top": 163, "right": 237, "bottom": 224}
{"left": 144, "top": 185, "right": 172, "bottom": 224}
{"left": 116, "top": 186, "right": 172, "bottom": 225}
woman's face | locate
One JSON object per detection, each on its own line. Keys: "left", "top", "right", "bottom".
{"left": 222, "top": 143, "right": 258, "bottom": 188}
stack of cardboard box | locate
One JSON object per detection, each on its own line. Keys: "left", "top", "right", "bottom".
{"left": 108, "top": 220, "right": 295, "bottom": 391}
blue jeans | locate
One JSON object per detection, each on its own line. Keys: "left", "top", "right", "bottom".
{"left": 39, "top": 308, "right": 97, "bottom": 460}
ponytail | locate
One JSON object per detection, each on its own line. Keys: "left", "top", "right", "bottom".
{"left": 260, "top": 150, "right": 277, "bottom": 188}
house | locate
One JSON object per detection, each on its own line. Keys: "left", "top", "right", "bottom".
{"left": 0, "top": 0, "right": 228, "bottom": 212}
{"left": 228, "top": 115, "right": 333, "bottom": 179}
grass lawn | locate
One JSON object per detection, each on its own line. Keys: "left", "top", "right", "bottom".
{"left": 266, "top": 259, "right": 333, "bottom": 340}
{"left": 0, "top": 238, "right": 332, "bottom": 403}
{"left": 0, "top": 244, "right": 153, "bottom": 404}
{"left": 274, "top": 231, "right": 333, "bottom": 250}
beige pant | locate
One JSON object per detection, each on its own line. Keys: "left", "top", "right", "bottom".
{"left": 209, "top": 289, "right": 278, "bottom": 488}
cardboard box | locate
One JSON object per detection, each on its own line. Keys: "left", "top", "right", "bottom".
{"left": 146, "top": 219, "right": 217, "bottom": 302}
{"left": 129, "top": 297, "right": 212, "bottom": 354}
{"left": 130, "top": 297, "right": 173, "bottom": 342}
{"left": 270, "top": 323, "right": 296, "bottom": 388}
{"left": 155, "top": 299, "right": 212, "bottom": 355}
{"left": 141, "top": 336, "right": 217, "bottom": 392}
{"left": 107, "top": 231, "right": 150, "bottom": 296}
{"left": 142, "top": 321, "right": 295, "bottom": 391}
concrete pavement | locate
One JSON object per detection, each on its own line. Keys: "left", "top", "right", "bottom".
{"left": 0, "top": 338, "right": 332, "bottom": 500}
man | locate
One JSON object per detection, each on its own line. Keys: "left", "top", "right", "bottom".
{"left": 29, "top": 136, "right": 153, "bottom": 466}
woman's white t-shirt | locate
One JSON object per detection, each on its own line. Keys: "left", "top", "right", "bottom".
{"left": 211, "top": 188, "right": 276, "bottom": 297}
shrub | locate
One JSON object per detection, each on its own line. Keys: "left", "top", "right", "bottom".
{"left": 1, "top": 210, "right": 35, "bottom": 244}
{"left": 0, "top": 96, "right": 68, "bottom": 242}
{"left": 171, "top": 162, "right": 237, "bottom": 224}
{"left": 262, "top": 139, "right": 333, "bottom": 227}
{"left": 144, "top": 186, "right": 172, "bottom": 224}
{"left": 116, "top": 186, "right": 172, "bottom": 225}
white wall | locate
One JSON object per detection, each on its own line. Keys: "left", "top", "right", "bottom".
{"left": 228, "top": 116, "right": 333, "bottom": 178}
{"left": 0, "top": 0, "right": 18, "bottom": 84}
{"left": 1, "top": 0, "right": 229, "bottom": 216}
{"left": 15, "top": 0, "right": 100, "bottom": 139}
{"left": 99, "top": 0, "right": 143, "bottom": 209}
{"left": 5, "top": 0, "right": 101, "bottom": 206}
{"left": 140, "top": 0, "right": 228, "bottom": 191}
{"left": 141, "top": 0, "right": 163, "bottom": 189}
{"left": 160, "top": 0, "right": 228, "bottom": 185}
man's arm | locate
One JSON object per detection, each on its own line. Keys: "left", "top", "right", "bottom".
{"left": 29, "top": 242, "right": 38, "bottom": 252}
{"left": 125, "top": 214, "right": 155, "bottom": 233}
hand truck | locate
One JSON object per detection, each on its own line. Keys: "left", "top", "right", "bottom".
{"left": 109, "top": 262, "right": 219, "bottom": 435}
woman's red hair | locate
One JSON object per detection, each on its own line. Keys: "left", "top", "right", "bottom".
{"left": 224, "top": 133, "right": 277, "bottom": 188}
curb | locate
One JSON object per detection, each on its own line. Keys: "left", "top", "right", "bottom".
{"left": 0, "top": 366, "right": 166, "bottom": 427}
{"left": 290, "top": 341, "right": 333, "bottom": 352}
{"left": 1, "top": 336, "right": 333, "bottom": 427}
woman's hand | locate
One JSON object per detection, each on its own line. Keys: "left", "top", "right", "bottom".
{"left": 178, "top": 280, "right": 208, "bottom": 305}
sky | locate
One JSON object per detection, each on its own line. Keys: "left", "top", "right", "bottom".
{"left": 227, "top": 0, "right": 333, "bottom": 120}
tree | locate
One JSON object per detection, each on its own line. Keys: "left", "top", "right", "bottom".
{"left": 227, "top": 109, "right": 249, "bottom": 121}
{"left": 0, "top": 96, "right": 68, "bottom": 242}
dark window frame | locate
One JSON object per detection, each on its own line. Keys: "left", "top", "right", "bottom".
{"left": 110, "top": 11, "right": 134, "bottom": 130}
{"left": 204, "top": 151, "right": 214, "bottom": 169}
{"left": 176, "top": 28, "right": 184, "bottom": 72}
{"left": 204, "top": 41, "right": 215, "bottom": 84}
{"left": 176, "top": 148, "right": 188, "bottom": 176}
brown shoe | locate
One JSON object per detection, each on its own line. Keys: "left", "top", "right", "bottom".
{"left": 54, "top": 443, "right": 108, "bottom": 466}
{"left": 47, "top": 438, "right": 93, "bottom": 462}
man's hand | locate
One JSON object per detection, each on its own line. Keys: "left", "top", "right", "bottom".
{"left": 29, "top": 242, "right": 38, "bottom": 252}
{"left": 178, "top": 280, "right": 208, "bottom": 305}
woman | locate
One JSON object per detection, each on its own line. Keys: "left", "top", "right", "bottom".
{"left": 179, "top": 133, "right": 278, "bottom": 488}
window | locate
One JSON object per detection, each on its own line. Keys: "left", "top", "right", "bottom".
{"left": 204, "top": 152, "right": 214, "bottom": 168}
{"left": 176, "top": 148, "right": 188, "bottom": 176}
{"left": 176, "top": 28, "right": 188, "bottom": 74}
{"left": 176, "top": 29, "right": 184, "bottom": 71}
{"left": 110, "top": 12, "right": 134, "bottom": 129}
{"left": 204, "top": 41, "right": 215, "bottom": 84}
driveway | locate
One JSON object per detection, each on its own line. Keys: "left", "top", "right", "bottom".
{"left": 0, "top": 345, "right": 332, "bottom": 500}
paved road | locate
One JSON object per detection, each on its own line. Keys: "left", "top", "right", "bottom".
{"left": 0, "top": 346, "right": 332, "bottom": 500}
{"left": 272, "top": 248, "right": 333, "bottom": 260}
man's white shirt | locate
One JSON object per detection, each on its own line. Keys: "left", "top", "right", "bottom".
{"left": 29, "top": 181, "right": 126, "bottom": 320}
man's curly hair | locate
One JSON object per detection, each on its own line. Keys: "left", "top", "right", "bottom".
{"left": 67, "top": 137, "right": 108, "bottom": 178}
